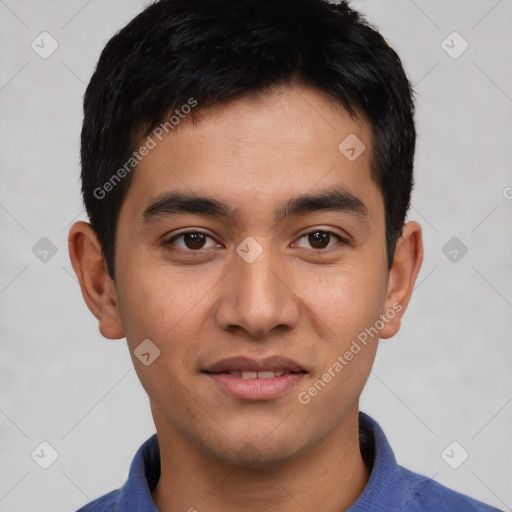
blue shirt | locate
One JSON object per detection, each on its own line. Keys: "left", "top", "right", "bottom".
{"left": 76, "top": 413, "right": 502, "bottom": 511}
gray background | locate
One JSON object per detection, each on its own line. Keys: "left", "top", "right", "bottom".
{"left": 0, "top": 0, "right": 511, "bottom": 510}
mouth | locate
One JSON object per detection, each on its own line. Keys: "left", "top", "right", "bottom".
{"left": 219, "top": 369, "right": 300, "bottom": 379}
{"left": 204, "top": 355, "right": 306, "bottom": 374}
{"left": 203, "top": 356, "right": 307, "bottom": 400}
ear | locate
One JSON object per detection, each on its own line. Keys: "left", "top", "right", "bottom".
{"left": 380, "top": 221, "right": 423, "bottom": 339}
{"left": 68, "top": 221, "right": 125, "bottom": 340}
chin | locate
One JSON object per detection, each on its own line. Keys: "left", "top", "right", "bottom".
{"left": 208, "top": 435, "right": 307, "bottom": 470}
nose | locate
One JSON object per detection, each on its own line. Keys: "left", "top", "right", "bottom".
{"left": 213, "top": 245, "right": 301, "bottom": 339}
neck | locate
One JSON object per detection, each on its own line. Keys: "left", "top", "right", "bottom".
{"left": 151, "top": 407, "right": 370, "bottom": 512}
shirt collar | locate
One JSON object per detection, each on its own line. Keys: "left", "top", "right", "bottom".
{"left": 348, "top": 412, "right": 407, "bottom": 511}
{"left": 115, "top": 431, "right": 160, "bottom": 511}
{"left": 115, "top": 412, "right": 404, "bottom": 510}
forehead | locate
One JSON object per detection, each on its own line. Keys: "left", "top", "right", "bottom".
{"left": 121, "top": 84, "right": 381, "bottom": 224}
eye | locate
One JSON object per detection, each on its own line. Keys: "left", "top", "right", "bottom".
{"left": 166, "top": 231, "right": 221, "bottom": 251}
{"left": 293, "top": 230, "right": 345, "bottom": 250}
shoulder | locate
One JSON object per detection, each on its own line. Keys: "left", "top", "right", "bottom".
{"left": 73, "top": 433, "right": 160, "bottom": 511}
{"left": 356, "top": 413, "right": 502, "bottom": 512}
{"left": 399, "top": 466, "right": 503, "bottom": 512}
{"left": 75, "top": 489, "right": 120, "bottom": 511}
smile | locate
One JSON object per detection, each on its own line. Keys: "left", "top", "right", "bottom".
{"left": 226, "top": 370, "right": 292, "bottom": 379}
{"left": 203, "top": 356, "right": 307, "bottom": 400}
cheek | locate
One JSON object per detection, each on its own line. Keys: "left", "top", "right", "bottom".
{"left": 116, "top": 267, "right": 212, "bottom": 415}
{"left": 296, "top": 264, "right": 387, "bottom": 342}
{"left": 117, "top": 264, "right": 215, "bottom": 342}
{"left": 294, "top": 266, "right": 385, "bottom": 400}
{"left": 114, "top": 265, "right": 218, "bottom": 408}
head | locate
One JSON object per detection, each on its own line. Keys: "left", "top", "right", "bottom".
{"left": 80, "top": 0, "right": 416, "bottom": 279}
{"left": 70, "top": 0, "right": 422, "bottom": 468}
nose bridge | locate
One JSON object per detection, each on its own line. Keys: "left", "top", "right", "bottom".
{"left": 240, "top": 250, "right": 283, "bottom": 307}
{"left": 214, "top": 240, "right": 300, "bottom": 338}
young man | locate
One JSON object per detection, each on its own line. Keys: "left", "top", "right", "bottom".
{"left": 68, "top": 0, "right": 501, "bottom": 510}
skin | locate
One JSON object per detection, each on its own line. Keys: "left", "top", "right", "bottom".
{"left": 69, "top": 84, "right": 423, "bottom": 512}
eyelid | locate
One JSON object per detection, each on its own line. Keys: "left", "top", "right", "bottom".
{"left": 292, "top": 229, "right": 348, "bottom": 250}
{"left": 294, "top": 224, "right": 350, "bottom": 242}
{"left": 166, "top": 229, "right": 221, "bottom": 248}
{"left": 167, "top": 228, "right": 213, "bottom": 240}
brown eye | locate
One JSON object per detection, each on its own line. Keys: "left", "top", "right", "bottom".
{"left": 182, "top": 232, "right": 207, "bottom": 250}
{"left": 294, "top": 230, "right": 344, "bottom": 250}
{"left": 167, "top": 232, "right": 219, "bottom": 251}
{"left": 309, "top": 231, "right": 330, "bottom": 249}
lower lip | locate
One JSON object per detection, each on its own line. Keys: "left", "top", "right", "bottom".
{"left": 206, "top": 372, "right": 305, "bottom": 400}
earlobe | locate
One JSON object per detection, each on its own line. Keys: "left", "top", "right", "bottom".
{"left": 380, "top": 221, "right": 423, "bottom": 339}
{"left": 68, "top": 221, "right": 125, "bottom": 340}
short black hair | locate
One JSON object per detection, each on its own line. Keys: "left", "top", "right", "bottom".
{"left": 81, "top": 0, "right": 416, "bottom": 279}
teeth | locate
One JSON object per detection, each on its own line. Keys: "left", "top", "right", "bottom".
{"left": 257, "top": 371, "right": 276, "bottom": 379}
{"left": 236, "top": 370, "right": 289, "bottom": 379}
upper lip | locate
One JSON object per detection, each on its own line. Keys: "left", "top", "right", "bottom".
{"left": 204, "top": 356, "right": 306, "bottom": 374}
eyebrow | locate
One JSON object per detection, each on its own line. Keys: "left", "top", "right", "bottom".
{"left": 142, "top": 186, "right": 368, "bottom": 223}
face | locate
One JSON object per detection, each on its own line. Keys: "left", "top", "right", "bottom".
{"left": 111, "top": 84, "right": 398, "bottom": 467}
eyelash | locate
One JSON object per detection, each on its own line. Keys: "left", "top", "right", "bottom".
{"left": 165, "top": 229, "right": 348, "bottom": 254}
